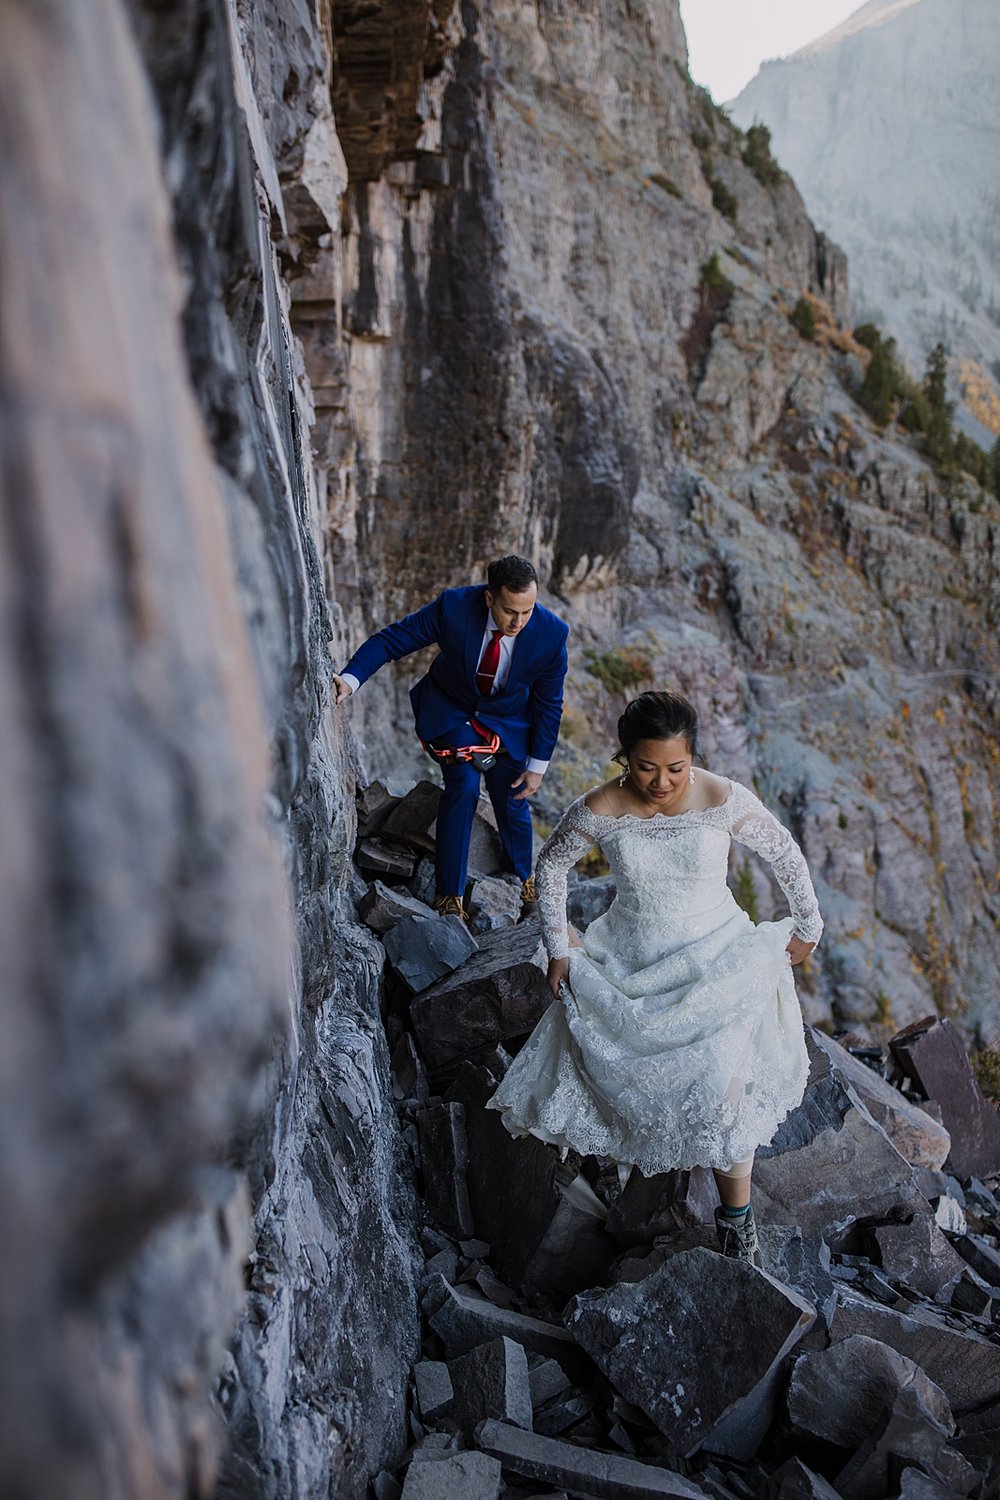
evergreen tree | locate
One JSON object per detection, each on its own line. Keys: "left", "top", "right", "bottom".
{"left": 860, "top": 336, "right": 895, "bottom": 426}
{"left": 922, "top": 342, "right": 954, "bottom": 465}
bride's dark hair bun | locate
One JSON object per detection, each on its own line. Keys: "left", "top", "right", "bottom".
{"left": 617, "top": 691, "right": 698, "bottom": 758}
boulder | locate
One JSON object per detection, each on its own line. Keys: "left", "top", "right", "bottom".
{"left": 467, "top": 799, "right": 507, "bottom": 876}
{"left": 356, "top": 779, "right": 408, "bottom": 837}
{"left": 811, "top": 1029, "right": 951, "bottom": 1170}
{"left": 467, "top": 873, "right": 522, "bottom": 934}
{"left": 896, "top": 1471, "right": 969, "bottom": 1500}
{"left": 867, "top": 1213, "right": 966, "bottom": 1299}
{"left": 833, "top": 1384, "right": 970, "bottom": 1500}
{"left": 889, "top": 1018, "right": 1000, "bottom": 1180}
{"left": 425, "top": 1277, "right": 590, "bottom": 1379}
{"left": 410, "top": 918, "right": 550, "bottom": 1069}
{"left": 400, "top": 1450, "right": 501, "bottom": 1500}
{"left": 445, "top": 1064, "right": 613, "bottom": 1299}
{"left": 786, "top": 1334, "right": 953, "bottom": 1449}
{"left": 413, "top": 1360, "right": 454, "bottom": 1422}
{"left": 528, "top": 1358, "right": 572, "bottom": 1408}
{"left": 355, "top": 836, "right": 417, "bottom": 880}
{"left": 566, "top": 871, "right": 617, "bottom": 930}
{"left": 358, "top": 880, "right": 436, "bottom": 935}
{"left": 416, "top": 1101, "right": 475, "bottom": 1240}
{"left": 949, "top": 1268, "right": 996, "bottom": 1318}
{"left": 753, "top": 1032, "right": 917, "bottom": 1238}
{"left": 951, "top": 1396, "right": 1000, "bottom": 1492}
{"left": 445, "top": 1336, "right": 533, "bottom": 1432}
{"left": 831, "top": 1287, "right": 1000, "bottom": 1412}
{"left": 474, "top": 1419, "right": 712, "bottom": 1499}
{"left": 383, "top": 914, "right": 478, "bottom": 994}
{"left": 607, "top": 1167, "right": 717, "bottom": 1245}
{"left": 567, "top": 1247, "right": 815, "bottom": 1460}
{"left": 757, "top": 1225, "right": 839, "bottom": 1327}
{"left": 381, "top": 780, "right": 441, "bottom": 853}
{"left": 950, "top": 1233, "right": 1000, "bottom": 1286}
{"left": 766, "top": 1458, "right": 845, "bottom": 1500}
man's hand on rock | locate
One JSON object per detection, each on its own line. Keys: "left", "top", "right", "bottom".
{"left": 332, "top": 674, "right": 354, "bottom": 705}
{"left": 547, "top": 956, "right": 570, "bottom": 997}
{"left": 511, "top": 768, "right": 543, "bottom": 800}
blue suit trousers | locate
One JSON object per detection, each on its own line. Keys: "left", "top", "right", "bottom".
{"left": 432, "top": 725, "right": 533, "bottom": 896}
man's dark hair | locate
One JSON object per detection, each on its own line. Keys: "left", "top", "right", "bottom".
{"left": 487, "top": 555, "right": 538, "bottom": 597}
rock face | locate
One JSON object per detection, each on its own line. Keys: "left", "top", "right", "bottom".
{"left": 731, "top": 0, "right": 1000, "bottom": 443}
{"left": 0, "top": 1, "right": 420, "bottom": 1497}
{"left": 5, "top": 0, "right": 1000, "bottom": 1498}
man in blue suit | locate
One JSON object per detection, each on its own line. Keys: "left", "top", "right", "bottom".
{"left": 334, "top": 556, "right": 569, "bottom": 919}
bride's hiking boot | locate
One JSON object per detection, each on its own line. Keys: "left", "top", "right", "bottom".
{"left": 714, "top": 1203, "right": 762, "bottom": 1268}
{"left": 434, "top": 893, "right": 469, "bottom": 923}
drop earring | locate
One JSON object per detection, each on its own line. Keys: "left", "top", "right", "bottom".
{"left": 688, "top": 766, "right": 695, "bottom": 785}
{"left": 618, "top": 768, "right": 628, "bottom": 788}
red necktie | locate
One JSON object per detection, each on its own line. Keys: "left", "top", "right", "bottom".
{"left": 476, "top": 628, "right": 503, "bottom": 696}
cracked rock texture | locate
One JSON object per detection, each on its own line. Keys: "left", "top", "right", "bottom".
{"left": 1, "top": 1, "right": 998, "bottom": 1499}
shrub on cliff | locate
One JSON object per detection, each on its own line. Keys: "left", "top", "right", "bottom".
{"left": 742, "top": 123, "right": 783, "bottom": 187}
{"left": 790, "top": 297, "right": 816, "bottom": 341}
{"left": 859, "top": 333, "right": 898, "bottom": 427}
{"left": 710, "top": 176, "right": 737, "bottom": 222}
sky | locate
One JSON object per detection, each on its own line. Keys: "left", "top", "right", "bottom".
{"left": 678, "top": 0, "right": 866, "bottom": 102}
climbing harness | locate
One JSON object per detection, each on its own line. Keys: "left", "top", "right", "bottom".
{"left": 421, "top": 720, "right": 501, "bottom": 773}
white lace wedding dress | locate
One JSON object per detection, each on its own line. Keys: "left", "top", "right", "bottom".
{"left": 487, "top": 779, "right": 824, "bottom": 1174}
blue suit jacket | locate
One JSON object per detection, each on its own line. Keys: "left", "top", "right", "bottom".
{"left": 343, "top": 585, "right": 569, "bottom": 765}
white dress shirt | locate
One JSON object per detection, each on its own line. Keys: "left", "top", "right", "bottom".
{"left": 341, "top": 624, "right": 549, "bottom": 775}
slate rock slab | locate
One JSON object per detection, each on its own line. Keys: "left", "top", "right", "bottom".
{"left": 567, "top": 1247, "right": 815, "bottom": 1460}
{"left": 787, "top": 1333, "right": 953, "bottom": 1449}
{"left": 467, "top": 800, "right": 507, "bottom": 875}
{"left": 446, "top": 1335, "right": 533, "bottom": 1432}
{"left": 889, "top": 1017, "right": 1000, "bottom": 1180}
{"left": 833, "top": 1383, "right": 959, "bottom": 1500}
{"left": 413, "top": 1360, "right": 453, "bottom": 1422}
{"left": 425, "top": 1277, "right": 592, "bottom": 1380}
{"left": 896, "top": 1470, "right": 969, "bottom": 1500}
{"left": 358, "top": 880, "right": 436, "bottom": 935}
{"left": 754, "top": 1031, "right": 917, "bottom": 1237}
{"left": 831, "top": 1286, "right": 1000, "bottom": 1412}
{"left": 950, "top": 1233, "right": 1000, "bottom": 1287}
{"left": 416, "top": 1101, "right": 475, "bottom": 1239}
{"left": 756, "top": 1226, "right": 839, "bottom": 1328}
{"left": 384, "top": 914, "right": 478, "bottom": 994}
{"left": 811, "top": 1029, "right": 951, "bottom": 1170}
{"left": 401, "top": 1449, "right": 501, "bottom": 1500}
{"left": 766, "top": 1457, "right": 845, "bottom": 1500}
{"left": 475, "top": 1419, "right": 712, "bottom": 1499}
{"left": 356, "top": 836, "right": 417, "bottom": 879}
{"left": 468, "top": 873, "right": 522, "bottom": 934}
{"left": 566, "top": 871, "right": 617, "bottom": 930}
{"left": 356, "top": 779, "right": 407, "bottom": 837}
{"left": 868, "top": 1212, "right": 966, "bottom": 1298}
{"left": 410, "top": 918, "right": 549, "bottom": 1068}
{"left": 446, "top": 1064, "right": 613, "bottom": 1299}
{"left": 379, "top": 779, "right": 440, "bottom": 853}
{"left": 607, "top": 1166, "right": 718, "bottom": 1245}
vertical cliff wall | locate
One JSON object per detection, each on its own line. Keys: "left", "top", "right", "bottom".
{"left": 0, "top": 2, "right": 419, "bottom": 1497}
{"left": 1, "top": 1, "right": 998, "bottom": 1498}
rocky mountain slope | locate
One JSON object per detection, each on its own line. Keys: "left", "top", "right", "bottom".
{"left": 731, "top": 0, "right": 1000, "bottom": 443}
{"left": 1, "top": 0, "right": 998, "bottom": 1498}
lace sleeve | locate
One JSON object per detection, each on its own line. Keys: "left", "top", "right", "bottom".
{"left": 726, "top": 782, "right": 824, "bottom": 945}
{"left": 535, "top": 797, "right": 604, "bottom": 960}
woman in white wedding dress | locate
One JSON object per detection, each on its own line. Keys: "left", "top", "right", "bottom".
{"left": 487, "top": 691, "right": 824, "bottom": 1265}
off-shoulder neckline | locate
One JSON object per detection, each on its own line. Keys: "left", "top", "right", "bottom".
{"left": 580, "top": 777, "right": 738, "bottom": 825}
